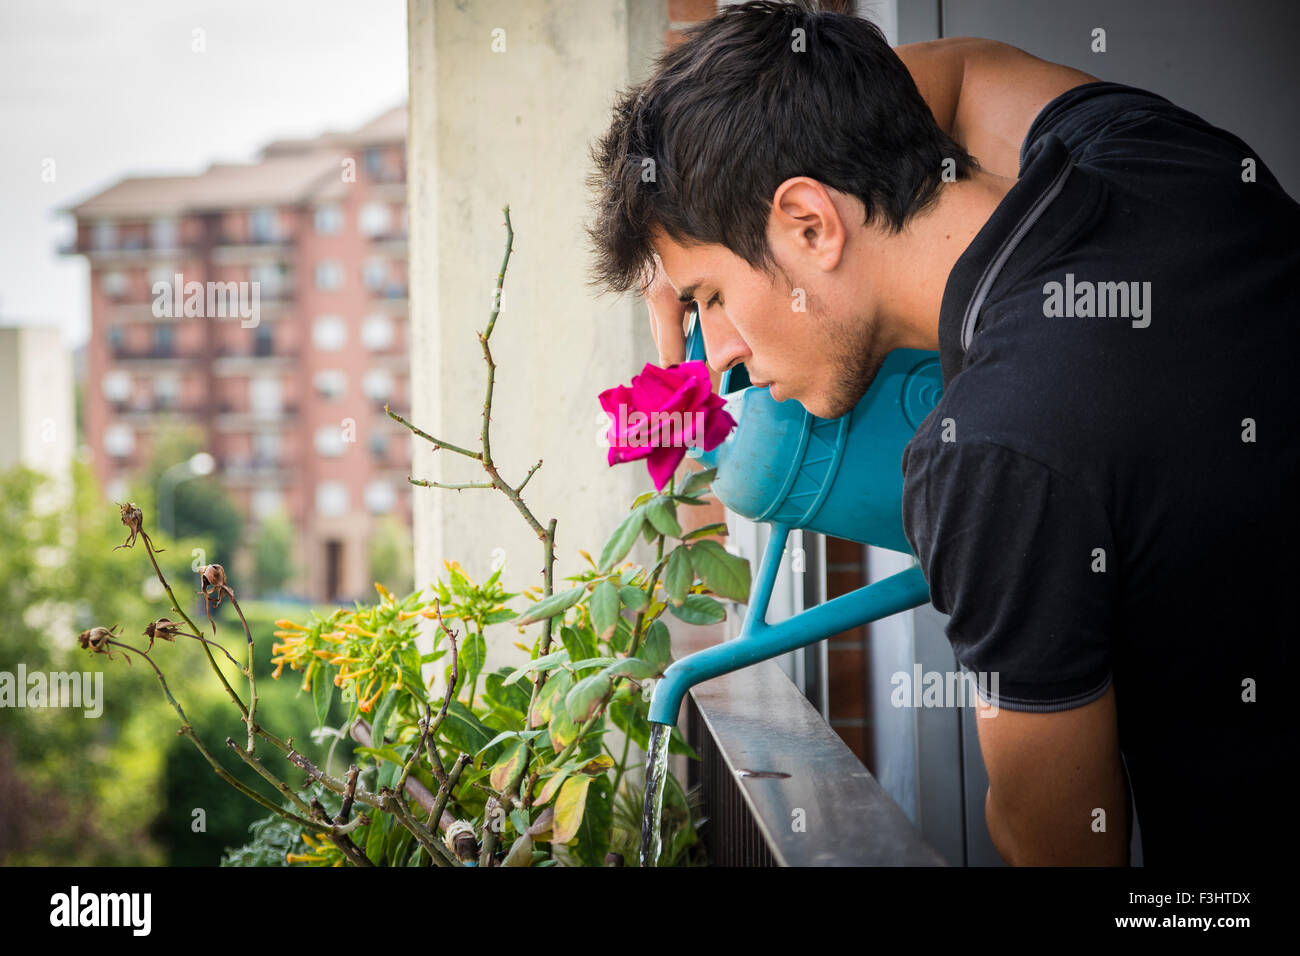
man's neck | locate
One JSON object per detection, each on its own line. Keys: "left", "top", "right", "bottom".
{"left": 869, "top": 168, "right": 1017, "bottom": 352}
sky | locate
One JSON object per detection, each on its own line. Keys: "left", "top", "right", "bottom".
{"left": 0, "top": 0, "right": 408, "bottom": 350}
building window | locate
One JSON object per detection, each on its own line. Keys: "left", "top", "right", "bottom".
{"left": 253, "top": 431, "right": 280, "bottom": 465}
{"left": 360, "top": 313, "right": 394, "bottom": 350}
{"left": 149, "top": 264, "right": 176, "bottom": 290}
{"left": 254, "top": 324, "right": 274, "bottom": 356}
{"left": 104, "top": 424, "right": 136, "bottom": 458}
{"left": 92, "top": 220, "right": 116, "bottom": 251}
{"left": 316, "top": 481, "right": 349, "bottom": 517}
{"left": 102, "top": 370, "right": 132, "bottom": 403}
{"left": 250, "top": 263, "right": 288, "bottom": 299}
{"left": 314, "top": 369, "right": 347, "bottom": 400}
{"left": 101, "top": 270, "right": 128, "bottom": 299}
{"left": 250, "top": 377, "right": 282, "bottom": 418}
{"left": 364, "top": 147, "right": 385, "bottom": 178}
{"left": 314, "top": 204, "right": 343, "bottom": 235}
{"left": 361, "top": 368, "right": 393, "bottom": 402}
{"left": 153, "top": 325, "right": 174, "bottom": 357}
{"left": 359, "top": 202, "right": 391, "bottom": 237}
{"left": 153, "top": 374, "right": 180, "bottom": 409}
{"left": 312, "top": 315, "right": 346, "bottom": 351}
{"left": 365, "top": 481, "right": 396, "bottom": 514}
{"left": 151, "top": 217, "right": 179, "bottom": 249}
{"left": 368, "top": 431, "right": 388, "bottom": 461}
{"left": 108, "top": 326, "right": 125, "bottom": 354}
{"left": 362, "top": 257, "right": 387, "bottom": 291}
{"left": 315, "top": 425, "right": 346, "bottom": 457}
{"left": 252, "top": 488, "right": 284, "bottom": 521}
{"left": 315, "top": 260, "right": 343, "bottom": 291}
{"left": 249, "top": 207, "right": 280, "bottom": 243}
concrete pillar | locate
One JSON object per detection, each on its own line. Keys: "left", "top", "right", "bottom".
{"left": 406, "top": 0, "right": 678, "bottom": 673}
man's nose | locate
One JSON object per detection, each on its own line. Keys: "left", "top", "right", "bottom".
{"left": 698, "top": 309, "right": 748, "bottom": 377}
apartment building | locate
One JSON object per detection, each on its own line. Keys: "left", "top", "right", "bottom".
{"left": 64, "top": 106, "right": 411, "bottom": 601}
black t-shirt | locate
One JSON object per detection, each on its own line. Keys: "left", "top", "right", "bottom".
{"left": 900, "top": 81, "right": 1299, "bottom": 868}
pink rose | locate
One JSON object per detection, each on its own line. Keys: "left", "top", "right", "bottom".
{"left": 598, "top": 361, "right": 736, "bottom": 491}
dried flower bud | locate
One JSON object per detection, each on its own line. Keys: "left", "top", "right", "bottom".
{"left": 78, "top": 625, "right": 120, "bottom": 653}
{"left": 199, "top": 564, "right": 226, "bottom": 589}
{"left": 144, "top": 618, "right": 183, "bottom": 648}
{"left": 114, "top": 502, "right": 144, "bottom": 550}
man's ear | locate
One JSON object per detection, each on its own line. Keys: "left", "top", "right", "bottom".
{"left": 770, "top": 177, "right": 847, "bottom": 272}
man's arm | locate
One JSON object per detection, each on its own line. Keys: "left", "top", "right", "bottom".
{"left": 894, "top": 37, "right": 1098, "bottom": 177}
{"left": 972, "top": 684, "right": 1131, "bottom": 865}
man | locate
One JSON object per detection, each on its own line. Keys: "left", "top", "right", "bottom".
{"left": 585, "top": 1, "right": 1296, "bottom": 867}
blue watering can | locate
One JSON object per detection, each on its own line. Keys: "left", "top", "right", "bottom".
{"left": 646, "top": 310, "right": 945, "bottom": 726}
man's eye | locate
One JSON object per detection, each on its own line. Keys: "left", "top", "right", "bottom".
{"left": 704, "top": 293, "right": 721, "bottom": 309}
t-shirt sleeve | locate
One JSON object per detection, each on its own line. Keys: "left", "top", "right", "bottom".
{"left": 900, "top": 437, "right": 1115, "bottom": 712}
{"left": 1022, "top": 80, "right": 1258, "bottom": 180}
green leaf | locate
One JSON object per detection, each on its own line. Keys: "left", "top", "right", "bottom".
{"left": 609, "top": 695, "right": 652, "bottom": 750}
{"left": 573, "top": 775, "right": 613, "bottom": 867}
{"left": 534, "top": 768, "right": 571, "bottom": 807}
{"left": 663, "top": 545, "right": 693, "bottom": 607}
{"left": 476, "top": 728, "right": 544, "bottom": 757}
{"left": 438, "top": 700, "right": 496, "bottom": 759}
{"left": 632, "top": 490, "right": 656, "bottom": 508}
{"left": 502, "top": 833, "right": 534, "bottom": 867}
{"left": 353, "top": 744, "right": 406, "bottom": 767}
{"left": 682, "top": 522, "right": 728, "bottom": 541}
{"left": 513, "top": 586, "right": 585, "bottom": 625}
{"left": 530, "top": 670, "right": 573, "bottom": 728}
{"left": 689, "top": 539, "right": 751, "bottom": 603}
{"left": 644, "top": 497, "right": 683, "bottom": 538}
{"left": 483, "top": 667, "right": 531, "bottom": 717}
{"left": 641, "top": 619, "right": 672, "bottom": 672}
{"left": 567, "top": 656, "right": 619, "bottom": 671}
{"left": 312, "top": 670, "right": 333, "bottom": 729}
{"left": 678, "top": 467, "right": 716, "bottom": 499}
{"left": 552, "top": 775, "right": 594, "bottom": 845}
{"left": 598, "top": 505, "right": 646, "bottom": 572}
{"left": 669, "top": 594, "right": 727, "bottom": 625}
{"left": 559, "top": 625, "right": 598, "bottom": 667}
{"left": 374, "top": 690, "right": 404, "bottom": 748}
{"left": 601, "top": 657, "right": 659, "bottom": 680}
{"left": 365, "top": 816, "right": 387, "bottom": 865}
{"left": 548, "top": 698, "right": 581, "bottom": 750}
{"left": 510, "top": 809, "right": 529, "bottom": 835}
{"left": 565, "top": 673, "right": 613, "bottom": 724}
{"left": 503, "top": 648, "right": 570, "bottom": 686}
{"left": 490, "top": 740, "right": 529, "bottom": 791}
{"left": 387, "top": 823, "right": 414, "bottom": 867}
{"left": 619, "top": 586, "right": 649, "bottom": 611}
{"left": 456, "top": 629, "right": 487, "bottom": 685}
{"left": 589, "top": 580, "right": 620, "bottom": 641}
{"left": 610, "top": 616, "right": 634, "bottom": 655}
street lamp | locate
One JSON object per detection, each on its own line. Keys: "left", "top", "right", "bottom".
{"left": 159, "top": 452, "right": 216, "bottom": 537}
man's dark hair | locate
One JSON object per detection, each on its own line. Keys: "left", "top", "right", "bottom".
{"left": 585, "top": 0, "right": 977, "bottom": 296}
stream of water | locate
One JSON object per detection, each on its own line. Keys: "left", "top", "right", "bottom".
{"left": 638, "top": 722, "right": 672, "bottom": 867}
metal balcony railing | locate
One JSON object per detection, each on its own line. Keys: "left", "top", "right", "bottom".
{"left": 666, "top": 618, "right": 946, "bottom": 867}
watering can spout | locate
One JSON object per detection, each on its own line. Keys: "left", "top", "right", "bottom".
{"left": 647, "top": 524, "right": 931, "bottom": 725}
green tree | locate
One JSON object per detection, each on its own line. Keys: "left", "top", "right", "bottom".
{"left": 251, "top": 512, "right": 296, "bottom": 597}
{"left": 0, "top": 463, "right": 165, "bottom": 864}
{"left": 367, "top": 514, "right": 414, "bottom": 596}
{"left": 141, "top": 425, "right": 244, "bottom": 568}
